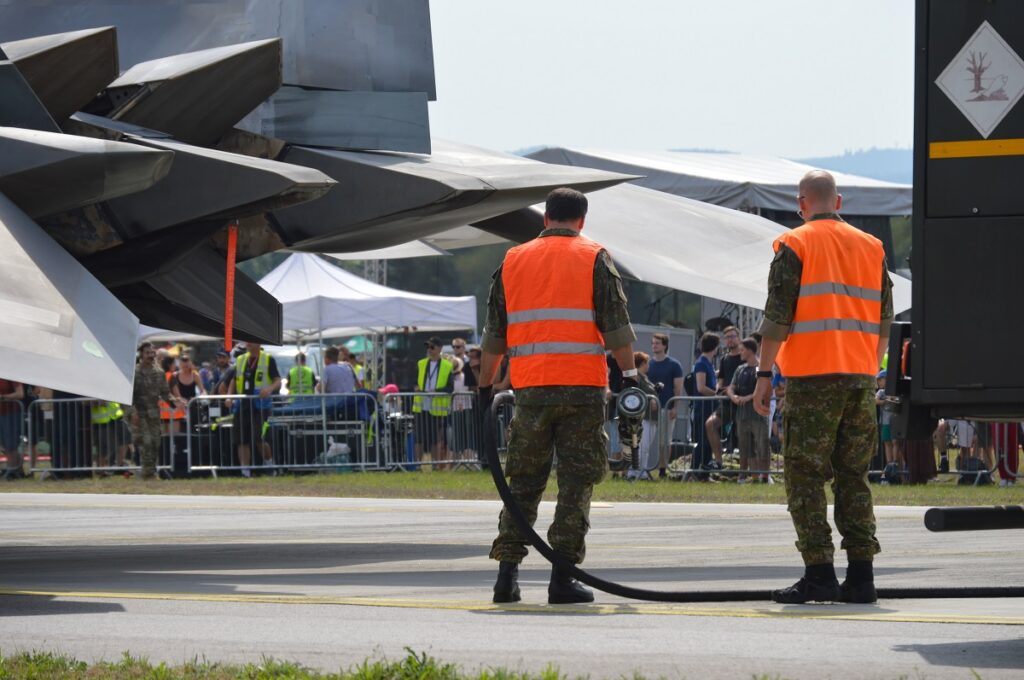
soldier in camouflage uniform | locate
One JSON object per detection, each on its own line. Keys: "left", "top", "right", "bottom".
{"left": 753, "top": 171, "right": 893, "bottom": 604}
{"left": 479, "top": 188, "right": 640, "bottom": 605}
{"left": 128, "top": 342, "right": 183, "bottom": 479}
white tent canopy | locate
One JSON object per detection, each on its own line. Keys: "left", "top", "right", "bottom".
{"left": 527, "top": 148, "right": 912, "bottom": 216}
{"left": 518, "top": 183, "right": 912, "bottom": 314}
{"left": 257, "top": 253, "right": 476, "bottom": 339}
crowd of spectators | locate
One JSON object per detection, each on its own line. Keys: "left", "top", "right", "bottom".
{"left": 0, "top": 329, "right": 1020, "bottom": 485}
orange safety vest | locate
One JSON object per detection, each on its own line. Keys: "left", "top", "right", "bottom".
{"left": 502, "top": 233, "right": 607, "bottom": 388}
{"left": 159, "top": 370, "right": 185, "bottom": 421}
{"left": 775, "top": 218, "right": 885, "bottom": 378}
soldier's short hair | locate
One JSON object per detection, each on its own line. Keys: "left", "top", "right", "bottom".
{"left": 324, "top": 346, "right": 340, "bottom": 363}
{"left": 741, "top": 337, "right": 759, "bottom": 354}
{"left": 295, "top": 351, "right": 306, "bottom": 364}
{"left": 652, "top": 332, "right": 669, "bottom": 349}
{"left": 699, "top": 332, "right": 720, "bottom": 354}
{"left": 722, "top": 325, "right": 741, "bottom": 337}
{"left": 545, "top": 187, "right": 588, "bottom": 221}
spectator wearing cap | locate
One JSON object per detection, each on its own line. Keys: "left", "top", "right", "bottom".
{"left": 413, "top": 337, "right": 453, "bottom": 468}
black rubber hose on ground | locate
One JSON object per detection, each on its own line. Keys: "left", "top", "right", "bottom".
{"left": 486, "top": 394, "right": 1024, "bottom": 602}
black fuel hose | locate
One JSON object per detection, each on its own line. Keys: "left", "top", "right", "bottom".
{"left": 486, "top": 392, "right": 1024, "bottom": 602}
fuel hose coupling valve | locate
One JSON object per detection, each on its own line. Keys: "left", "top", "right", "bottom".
{"left": 609, "top": 386, "right": 647, "bottom": 472}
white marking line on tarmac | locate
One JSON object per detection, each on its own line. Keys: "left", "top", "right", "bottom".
{"left": 1, "top": 589, "right": 1021, "bottom": 626}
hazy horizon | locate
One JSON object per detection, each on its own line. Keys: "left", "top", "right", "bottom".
{"left": 429, "top": 1, "right": 915, "bottom": 159}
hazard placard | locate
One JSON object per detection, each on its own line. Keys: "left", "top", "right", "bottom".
{"left": 935, "top": 21, "right": 1024, "bottom": 138}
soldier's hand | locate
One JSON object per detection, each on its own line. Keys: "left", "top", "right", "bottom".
{"left": 259, "top": 387, "right": 272, "bottom": 399}
{"left": 753, "top": 377, "right": 772, "bottom": 417}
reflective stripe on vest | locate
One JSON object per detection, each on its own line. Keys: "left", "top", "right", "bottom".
{"left": 413, "top": 358, "right": 452, "bottom": 415}
{"left": 502, "top": 234, "right": 608, "bottom": 388}
{"left": 507, "top": 308, "right": 596, "bottom": 324}
{"left": 799, "top": 282, "right": 882, "bottom": 302}
{"left": 775, "top": 219, "right": 885, "bottom": 378}
{"left": 507, "top": 341, "right": 605, "bottom": 357}
{"left": 790, "top": 319, "right": 882, "bottom": 335}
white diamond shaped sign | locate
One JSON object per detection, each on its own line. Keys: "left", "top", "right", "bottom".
{"left": 935, "top": 21, "right": 1024, "bottom": 139}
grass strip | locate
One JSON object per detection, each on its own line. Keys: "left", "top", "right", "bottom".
{"left": 0, "top": 649, "right": 972, "bottom": 680}
{"left": 0, "top": 470, "right": 1020, "bottom": 506}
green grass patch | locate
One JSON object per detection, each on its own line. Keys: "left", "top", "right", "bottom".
{"left": 0, "top": 650, "right": 968, "bottom": 680}
{"left": 0, "top": 469, "right": 1020, "bottom": 506}
{"left": 0, "top": 649, "right": 575, "bottom": 680}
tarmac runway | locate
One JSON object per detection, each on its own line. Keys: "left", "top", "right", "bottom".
{"left": 0, "top": 492, "right": 1021, "bottom": 679}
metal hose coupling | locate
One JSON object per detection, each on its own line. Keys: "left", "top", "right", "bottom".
{"left": 609, "top": 386, "right": 647, "bottom": 472}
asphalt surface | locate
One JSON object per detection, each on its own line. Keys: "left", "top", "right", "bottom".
{"left": 0, "top": 492, "right": 1021, "bottom": 679}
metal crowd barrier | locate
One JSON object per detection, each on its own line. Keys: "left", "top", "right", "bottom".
{"left": 186, "top": 392, "right": 380, "bottom": 475}
{"left": 0, "top": 399, "right": 25, "bottom": 473}
{"left": 381, "top": 392, "right": 483, "bottom": 470}
{"left": 27, "top": 398, "right": 172, "bottom": 477}
{"left": 661, "top": 394, "right": 779, "bottom": 481}
{"left": 936, "top": 420, "right": 1020, "bottom": 486}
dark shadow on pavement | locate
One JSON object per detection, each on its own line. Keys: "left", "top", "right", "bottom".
{"left": 0, "top": 543, "right": 933, "bottom": 597}
{"left": 892, "top": 638, "right": 1024, "bottom": 670}
{"left": 0, "top": 594, "right": 125, "bottom": 617}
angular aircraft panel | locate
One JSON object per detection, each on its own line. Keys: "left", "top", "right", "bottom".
{"left": 110, "top": 244, "right": 283, "bottom": 345}
{"left": 65, "top": 113, "right": 334, "bottom": 239}
{"left": 274, "top": 140, "right": 638, "bottom": 252}
{"left": 0, "top": 125, "right": 173, "bottom": 219}
{"left": 0, "top": 0, "right": 436, "bottom": 99}
{"left": 2, "top": 26, "right": 118, "bottom": 121}
{"left": 98, "top": 39, "right": 282, "bottom": 146}
{"left": 0, "top": 58, "right": 59, "bottom": 132}
{"left": 0, "top": 192, "right": 137, "bottom": 403}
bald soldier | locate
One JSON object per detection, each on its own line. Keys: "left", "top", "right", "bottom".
{"left": 753, "top": 170, "right": 893, "bottom": 604}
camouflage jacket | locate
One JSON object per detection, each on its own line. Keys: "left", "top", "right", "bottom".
{"left": 758, "top": 212, "right": 894, "bottom": 390}
{"left": 130, "top": 361, "right": 173, "bottom": 419}
{"left": 481, "top": 228, "right": 636, "bottom": 406}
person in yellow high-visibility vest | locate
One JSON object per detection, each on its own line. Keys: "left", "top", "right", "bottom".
{"left": 287, "top": 352, "right": 317, "bottom": 395}
{"left": 234, "top": 343, "right": 282, "bottom": 476}
{"left": 91, "top": 401, "right": 131, "bottom": 470}
{"left": 412, "top": 337, "right": 453, "bottom": 468}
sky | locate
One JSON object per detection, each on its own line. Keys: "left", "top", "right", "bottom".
{"left": 428, "top": 0, "right": 916, "bottom": 158}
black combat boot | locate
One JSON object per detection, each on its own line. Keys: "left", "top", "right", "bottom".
{"left": 839, "top": 560, "right": 877, "bottom": 603}
{"left": 492, "top": 561, "right": 521, "bottom": 603}
{"left": 771, "top": 563, "right": 840, "bottom": 604}
{"left": 548, "top": 562, "right": 594, "bottom": 604}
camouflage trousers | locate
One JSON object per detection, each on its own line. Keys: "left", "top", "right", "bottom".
{"left": 490, "top": 402, "right": 608, "bottom": 565}
{"left": 783, "top": 379, "right": 881, "bottom": 566}
{"left": 134, "top": 416, "right": 161, "bottom": 478}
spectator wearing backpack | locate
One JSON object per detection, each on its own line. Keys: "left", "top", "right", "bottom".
{"left": 727, "top": 338, "right": 771, "bottom": 483}
{"left": 647, "top": 332, "right": 684, "bottom": 478}
{"left": 688, "top": 332, "right": 720, "bottom": 479}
